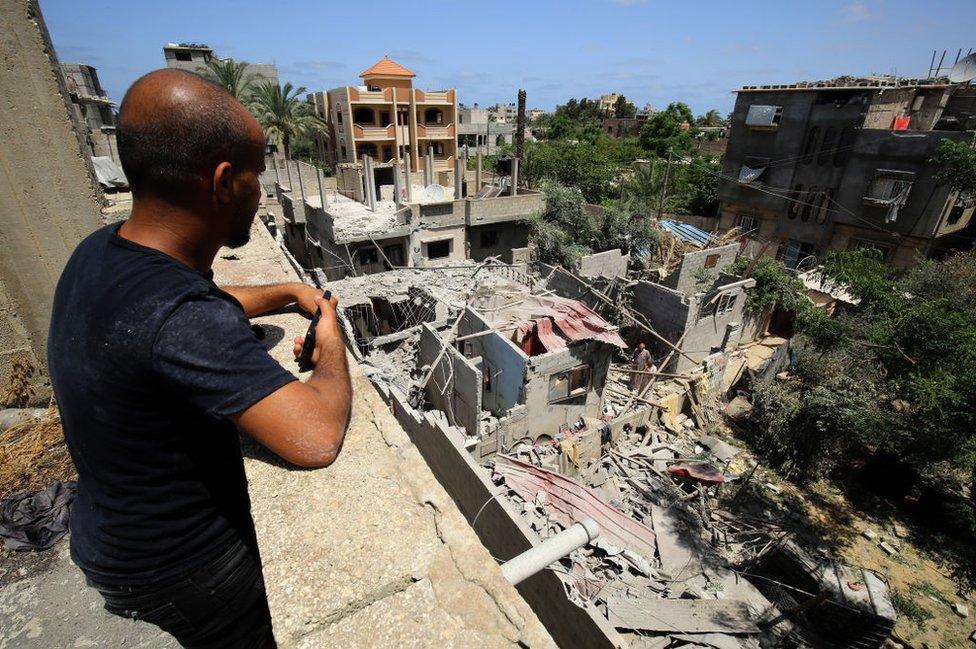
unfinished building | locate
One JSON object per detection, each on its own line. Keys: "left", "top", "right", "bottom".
{"left": 271, "top": 153, "right": 542, "bottom": 279}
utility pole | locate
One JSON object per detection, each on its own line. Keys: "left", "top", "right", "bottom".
{"left": 657, "top": 148, "right": 673, "bottom": 219}
{"left": 515, "top": 89, "right": 526, "bottom": 163}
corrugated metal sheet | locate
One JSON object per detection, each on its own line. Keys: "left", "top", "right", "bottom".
{"left": 659, "top": 219, "right": 718, "bottom": 248}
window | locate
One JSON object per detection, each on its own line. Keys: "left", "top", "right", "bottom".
{"left": 380, "top": 111, "right": 390, "bottom": 125}
{"left": 788, "top": 184, "right": 804, "bottom": 218}
{"left": 356, "top": 248, "right": 379, "bottom": 266}
{"left": 833, "top": 125, "right": 856, "bottom": 167}
{"left": 480, "top": 230, "right": 499, "bottom": 248}
{"left": 717, "top": 293, "right": 736, "bottom": 314}
{"left": 801, "top": 186, "right": 818, "bottom": 222}
{"left": 353, "top": 108, "right": 374, "bottom": 124}
{"left": 864, "top": 171, "right": 914, "bottom": 205}
{"left": 174, "top": 51, "right": 192, "bottom": 62}
{"left": 340, "top": 146, "right": 347, "bottom": 158}
{"left": 425, "top": 239, "right": 451, "bottom": 260}
{"left": 336, "top": 105, "right": 343, "bottom": 124}
{"left": 367, "top": 85, "right": 381, "bottom": 92}
{"left": 383, "top": 244, "right": 404, "bottom": 268}
{"left": 704, "top": 254, "right": 720, "bottom": 269}
{"left": 745, "top": 105, "right": 783, "bottom": 128}
{"left": 780, "top": 239, "right": 815, "bottom": 270}
{"left": 802, "top": 126, "right": 820, "bottom": 164}
{"left": 424, "top": 108, "right": 444, "bottom": 124}
{"left": 854, "top": 240, "right": 893, "bottom": 261}
{"left": 548, "top": 365, "right": 591, "bottom": 403}
{"left": 737, "top": 214, "right": 759, "bottom": 234}
{"left": 817, "top": 190, "right": 831, "bottom": 224}
{"left": 739, "top": 156, "right": 768, "bottom": 184}
{"left": 817, "top": 127, "right": 836, "bottom": 165}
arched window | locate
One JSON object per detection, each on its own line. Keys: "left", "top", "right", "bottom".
{"left": 788, "top": 184, "right": 803, "bottom": 218}
{"left": 817, "top": 189, "right": 831, "bottom": 223}
{"left": 817, "top": 127, "right": 836, "bottom": 165}
{"left": 834, "top": 126, "right": 856, "bottom": 167}
{"left": 424, "top": 108, "right": 443, "bottom": 124}
{"left": 801, "top": 186, "right": 818, "bottom": 221}
{"left": 802, "top": 126, "right": 820, "bottom": 164}
{"left": 353, "top": 108, "right": 374, "bottom": 124}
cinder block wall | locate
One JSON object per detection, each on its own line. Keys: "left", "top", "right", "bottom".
{"left": 0, "top": 0, "right": 102, "bottom": 404}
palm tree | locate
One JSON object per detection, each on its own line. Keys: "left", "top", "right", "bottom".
{"left": 197, "top": 59, "right": 255, "bottom": 101}
{"left": 248, "top": 81, "right": 323, "bottom": 159}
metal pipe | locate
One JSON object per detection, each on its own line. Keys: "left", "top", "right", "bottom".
{"left": 500, "top": 519, "right": 599, "bottom": 585}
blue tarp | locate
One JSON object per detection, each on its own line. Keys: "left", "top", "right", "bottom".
{"left": 659, "top": 219, "right": 718, "bottom": 248}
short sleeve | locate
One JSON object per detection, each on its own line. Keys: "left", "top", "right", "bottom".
{"left": 153, "top": 293, "right": 297, "bottom": 418}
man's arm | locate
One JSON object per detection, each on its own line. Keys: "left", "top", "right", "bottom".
{"left": 230, "top": 294, "right": 352, "bottom": 468}
{"left": 222, "top": 283, "right": 323, "bottom": 317}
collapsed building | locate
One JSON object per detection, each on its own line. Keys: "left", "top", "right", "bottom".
{"left": 304, "top": 246, "right": 896, "bottom": 648}
{"left": 271, "top": 152, "right": 543, "bottom": 278}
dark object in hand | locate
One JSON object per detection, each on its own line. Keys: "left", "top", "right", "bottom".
{"left": 297, "top": 290, "right": 331, "bottom": 372}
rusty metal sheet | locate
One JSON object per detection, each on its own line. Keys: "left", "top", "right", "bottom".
{"left": 494, "top": 455, "right": 656, "bottom": 560}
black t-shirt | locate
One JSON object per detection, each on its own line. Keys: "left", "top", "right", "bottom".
{"left": 48, "top": 223, "right": 296, "bottom": 586}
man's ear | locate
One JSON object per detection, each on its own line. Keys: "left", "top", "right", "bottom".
{"left": 213, "top": 161, "right": 234, "bottom": 204}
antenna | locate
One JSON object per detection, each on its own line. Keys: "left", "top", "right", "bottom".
{"left": 949, "top": 52, "right": 976, "bottom": 83}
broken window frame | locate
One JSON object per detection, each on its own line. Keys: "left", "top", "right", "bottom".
{"left": 864, "top": 170, "right": 914, "bottom": 206}
{"left": 737, "top": 214, "right": 759, "bottom": 235}
{"left": 548, "top": 365, "right": 591, "bottom": 404}
{"left": 425, "top": 239, "right": 452, "bottom": 260}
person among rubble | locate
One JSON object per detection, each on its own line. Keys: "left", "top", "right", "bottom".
{"left": 631, "top": 341, "right": 657, "bottom": 392}
{"left": 47, "top": 68, "right": 352, "bottom": 649}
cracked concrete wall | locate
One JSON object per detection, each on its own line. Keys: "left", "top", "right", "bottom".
{"left": 0, "top": 0, "right": 102, "bottom": 404}
{"left": 419, "top": 323, "right": 482, "bottom": 436}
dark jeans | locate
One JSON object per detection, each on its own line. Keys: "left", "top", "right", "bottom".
{"left": 87, "top": 539, "right": 276, "bottom": 648}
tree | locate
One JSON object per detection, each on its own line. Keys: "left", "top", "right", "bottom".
{"left": 248, "top": 81, "right": 323, "bottom": 159}
{"left": 197, "top": 59, "right": 255, "bottom": 101}
{"left": 695, "top": 109, "right": 724, "bottom": 127}
{"left": 931, "top": 138, "right": 976, "bottom": 198}
{"left": 639, "top": 102, "right": 697, "bottom": 156}
{"left": 614, "top": 95, "right": 637, "bottom": 118}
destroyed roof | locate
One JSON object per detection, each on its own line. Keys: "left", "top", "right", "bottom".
{"left": 326, "top": 193, "right": 409, "bottom": 242}
{"left": 659, "top": 219, "right": 719, "bottom": 248}
{"left": 479, "top": 293, "right": 627, "bottom": 350}
{"left": 737, "top": 74, "right": 951, "bottom": 92}
{"left": 360, "top": 56, "right": 415, "bottom": 78}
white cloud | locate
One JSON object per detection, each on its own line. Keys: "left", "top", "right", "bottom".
{"left": 839, "top": 1, "right": 873, "bottom": 23}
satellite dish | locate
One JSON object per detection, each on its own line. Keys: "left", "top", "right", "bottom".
{"left": 424, "top": 184, "right": 446, "bottom": 202}
{"left": 949, "top": 53, "right": 976, "bottom": 83}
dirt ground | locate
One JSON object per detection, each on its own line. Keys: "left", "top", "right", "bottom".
{"left": 728, "top": 454, "right": 976, "bottom": 649}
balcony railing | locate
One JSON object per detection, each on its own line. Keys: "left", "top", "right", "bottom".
{"left": 415, "top": 89, "right": 454, "bottom": 104}
{"left": 348, "top": 87, "right": 393, "bottom": 103}
{"left": 353, "top": 124, "right": 395, "bottom": 141}
{"left": 416, "top": 123, "right": 455, "bottom": 139}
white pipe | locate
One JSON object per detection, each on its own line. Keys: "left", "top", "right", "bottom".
{"left": 500, "top": 519, "right": 600, "bottom": 585}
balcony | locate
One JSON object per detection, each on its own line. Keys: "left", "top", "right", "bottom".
{"left": 415, "top": 89, "right": 454, "bottom": 104}
{"left": 348, "top": 87, "right": 393, "bottom": 104}
{"left": 353, "top": 124, "right": 395, "bottom": 141}
{"left": 430, "top": 156, "right": 453, "bottom": 172}
{"left": 417, "top": 123, "right": 455, "bottom": 139}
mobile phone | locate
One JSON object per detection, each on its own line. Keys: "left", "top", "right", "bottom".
{"left": 297, "top": 290, "right": 331, "bottom": 372}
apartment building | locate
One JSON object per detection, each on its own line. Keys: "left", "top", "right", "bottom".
{"left": 60, "top": 63, "right": 116, "bottom": 159}
{"left": 310, "top": 57, "right": 458, "bottom": 175}
{"left": 598, "top": 92, "right": 620, "bottom": 114}
{"left": 718, "top": 76, "right": 976, "bottom": 269}
{"left": 457, "top": 103, "right": 514, "bottom": 154}
{"left": 162, "top": 42, "right": 279, "bottom": 85}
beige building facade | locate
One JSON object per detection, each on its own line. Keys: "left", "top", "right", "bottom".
{"left": 312, "top": 57, "right": 458, "bottom": 175}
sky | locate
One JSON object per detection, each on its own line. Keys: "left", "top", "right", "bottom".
{"left": 41, "top": 0, "right": 976, "bottom": 116}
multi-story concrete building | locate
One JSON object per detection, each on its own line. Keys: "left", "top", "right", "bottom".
{"left": 60, "top": 63, "right": 116, "bottom": 159}
{"left": 718, "top": 75, "right": 976, "bottom": 269}
{"left": 598, "top": 92, "right": 620, "bottom": 114}
{"left": 487, "top": 102, "right": 517, "bottom": 123}
{"left": 162, "top": 42, "right": 279, "bottom": 85}
{"left": 457, "top": 103, "right": 514, "bottom": 155}
{"left": 310, "top": 57, "right": 458, "bottom": 175}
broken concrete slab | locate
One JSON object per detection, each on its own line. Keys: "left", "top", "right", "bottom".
{"left": 955, "top": 602, "right": 970, "bottom": 618}
{"left": 604, "top": 596, "right": 760, "bottom": 634}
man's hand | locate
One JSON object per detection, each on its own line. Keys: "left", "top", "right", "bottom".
{"left": 232, "top": 291, "right": 352, "bottom": 469}
{"left": 293, "top": 293, "right": 342, "bottom": 365}
{"left": 291, "top": 284, "right": 327, "bottom": 316}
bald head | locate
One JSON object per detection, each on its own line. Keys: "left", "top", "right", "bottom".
{"left": 117, "top": 69, "right": 265, "bottom": 205}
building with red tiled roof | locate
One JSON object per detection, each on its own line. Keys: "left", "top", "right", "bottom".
{"left": 309, "top": 56, "right": 458, "bottom": 174}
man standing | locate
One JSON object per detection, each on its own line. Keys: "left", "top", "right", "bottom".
{"left": 631, "top": 341, "right": 657, "bottom": 393}
{"left": 48, "top": 69, "right": 352, "bottom": 648}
